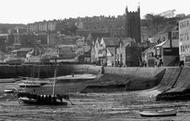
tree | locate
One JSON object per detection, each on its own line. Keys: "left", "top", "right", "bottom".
{"left": 144, "top": 14, "right": 167, "bottom": 35}
{"left": 144, "top": 14, "right": 154, "bottom": 20}
{"left": 0, "top": 27, "right": 7, "bottom": 33}
{"left": 68, "top": 24, "right": 78, "bottom": 35}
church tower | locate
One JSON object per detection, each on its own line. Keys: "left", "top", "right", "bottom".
{"left": 125, "top": 5, "right": 141, "bottom": 43}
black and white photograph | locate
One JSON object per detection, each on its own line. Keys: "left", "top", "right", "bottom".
{"left": 0, "top": 0, "right": 189, "bottom": 120}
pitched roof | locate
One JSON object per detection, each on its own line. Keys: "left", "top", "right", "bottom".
{"left": 58, "top": 36, "right": 81, "bottom": 45}
{"left": 162, "top": 39, "right": 179, "bottom": 48}
{"left": 107, "top": 47, "right": 115, "bottom": 56}
{"left": 59, "top": 47, "right": 76, "bottom": 59}
{"left": 58, "top": 38, "right": 76, "bottom": 45}
{"left": 11, "top": 48, "right": 32, "bottom": 53}
{"left": 155, "top": 38, "right": 178, "bottom": 48}
{"left": 155, "top": 40, "right": 167, "bottom": 47}
{"left": 120, "top": 38, "right": 135, "bottom": 47}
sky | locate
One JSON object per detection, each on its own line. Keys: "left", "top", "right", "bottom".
{"left": 0, "top": 0, "right": 190, "bottom": 24}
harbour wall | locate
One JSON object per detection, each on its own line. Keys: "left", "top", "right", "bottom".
{"left": 16, "top": 65, "right": 167, "bottom": 94}
{"left": 0, "top": 64, "right": 101, "bottom": 78}
{"left": 82, "top": 67, "right": 165, "bottom": 92}
{"left": 2, "top": 64, "right": 190, "bottom": 94}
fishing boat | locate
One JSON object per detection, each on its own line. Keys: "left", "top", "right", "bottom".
{"left": 139, "top": 109, "right": 177, "bottom": 117}
{"left": 18, "top": 65, "right": 72, "bottom": 105}
{"left": 18, "top": 92, "right": 69, "bottom": 105}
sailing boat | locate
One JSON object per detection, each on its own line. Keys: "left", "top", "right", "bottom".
{"left": 17, "top": 92, "right": 69, "bottom": 105}
{"left": 18, "top": 65, "right": 70, "bottom": 105}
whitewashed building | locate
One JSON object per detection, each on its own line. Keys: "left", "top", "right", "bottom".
{"left": 179, "top": 18, "right": 190, "bottom": 64}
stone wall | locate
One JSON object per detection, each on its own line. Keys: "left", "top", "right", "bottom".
{"left": 0, "top": 64, "right": 101, "bottom": 78}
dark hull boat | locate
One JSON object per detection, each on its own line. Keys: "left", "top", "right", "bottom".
{"left": 18, "top": 64, "right": 73, "bottom": 106}
{"left": 18, "top": 92, "right": 68, "bottom": 105}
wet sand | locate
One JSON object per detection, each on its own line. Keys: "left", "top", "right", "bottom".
{"left": 1, "top": 82, "right": 190, "bottom": 121}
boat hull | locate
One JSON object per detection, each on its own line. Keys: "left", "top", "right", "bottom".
{"left": 139, "top": 109, "right": 177, "bottom": 117}
{"left": 18, "top": 83, "right": 41, "bottom": 88}
{"left": 4, "top": 89, "right": 14, "bottom": 93}
{"left": 19, "top": 98, "right": 67, "bottom": 105}
{"left": 18, "top": 93, "right": 68, "bottom": 105}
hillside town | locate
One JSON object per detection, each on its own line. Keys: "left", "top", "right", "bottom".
{"left": 0, "top": 7, "right": 188, "bottom": 67}
{"left": 2, "top": 1, "right": 190, "bottom": 120}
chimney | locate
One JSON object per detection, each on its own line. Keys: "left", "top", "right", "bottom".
{"left": 168, "top": 32, "right": 172, "bottom": 48}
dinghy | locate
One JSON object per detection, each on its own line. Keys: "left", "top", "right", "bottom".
{"left": 139, "top": 109, "right": 177, "bottom": 117}
{"left": 4, "top": 87, "right": 17, "bottom": 93}
{"left": 4, "top": 89, "right": 14, "bottom": 93}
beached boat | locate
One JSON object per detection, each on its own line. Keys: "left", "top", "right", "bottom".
{"left": 18, "top": 65, "right": 72, "bottom": 105}
{"left": 139, "top": 109, "right": 177, "bottom": 117}
{"left": 4, "top": 87, "right": 17, "bottom": 93}
{"left": 18, "top": 92, "right": 68, "bottom": 105}
{"left": 48, "top": 74, "right": 97, "bottom": 82}
{"left": 18, "top": 79, "right": 51, "bottom": 88}
{"left": 18, "top": 82, "right": 41, "bottom": 88}
{"left": 4, "top": 89, "right": 15, "bottom": 93}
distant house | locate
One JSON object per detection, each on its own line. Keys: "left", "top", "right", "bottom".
{"left": 57, "top": 45, "right": 76, "bottom": 59}
{"left": 117, "top": 38, "right": 140, "bottom": 67}
{"left": 57, "top": 35, "right": 78, "bottom": 45}
{"left": 78, "top": 49, "right": 91, "bottom": 63}
{"left": 91, "top": 37, "right": 120, "bottom": 66}
{"left": 142, "top": 46, "right": 156, "bottom": 67}
{"left": 91, "top": 37, "right": 141, "bottom": 67}
{"left": 57, "top": 35, "right": 78, "bottom": 60}
{"left": 0, "top": 34, "right": 9, "bottom": 51}
{"left": 56, "top": 36, "right": 91, "bottom": 63}
{"left": 75, "top": 37, "right": 91, "bottom": 63}
{"left": 11, "top": 48, "right": 32, "bottom": 58}
{"left": 142, "top": 30, "right": 179, "bottom": 67}
{"left": 155, "top": 33, "right": 179, "bottom": 66}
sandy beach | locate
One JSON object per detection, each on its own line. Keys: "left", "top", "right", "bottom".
{"left": 0, "top": 82, "right": 190, "bottom": 121}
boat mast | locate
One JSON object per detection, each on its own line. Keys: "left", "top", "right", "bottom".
{"left": 52, "top": 48, "right": 59, "bottom": 96}
{"left": 52, "top": 66, "right": 57, "bottom": 96}
{"left": 52, "top": 59, "right": 57, "bottom": 96}
{"left": 37, "top": 65, "right": 40, "bottom": 78}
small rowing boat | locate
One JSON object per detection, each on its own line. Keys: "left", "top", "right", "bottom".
{"left": 4, "top": 89, "right": 14, "bottom": 93}
{"left": 139, "top": 109, "right": 177, "bottom": 117}
{"left": 18, "top": 83, "right": 41, "bottom": 88}
{"left": 4, "top": 87, "right": 17, "bottom": 93}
